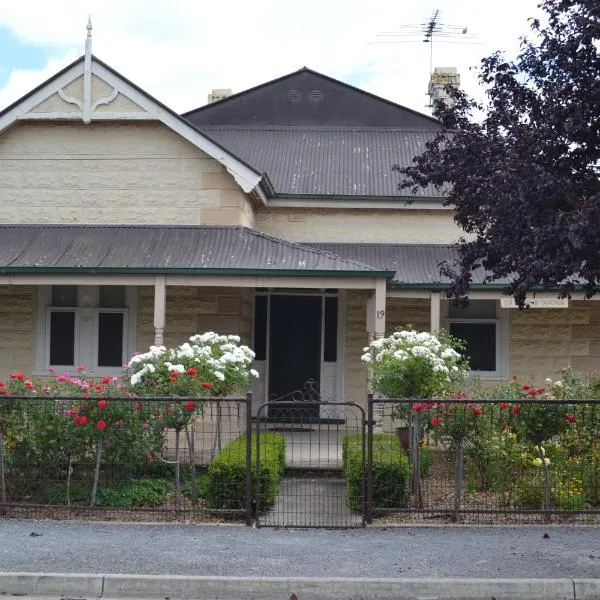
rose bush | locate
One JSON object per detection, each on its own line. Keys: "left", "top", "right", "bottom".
{"left": 361, "top": 329, "right": 468, "bottom": 400}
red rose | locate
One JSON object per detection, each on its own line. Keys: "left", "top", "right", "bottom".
{"left": 472, "top": 406, "right": 482, "bottom": 416}
{"left": 10, "top": 372, "right": 24, "bottom": 381}
{"left": 135, "top": 403, "right": 143, "bottom": 412}
{"left": 73, "top": 416, "right": 80, "bottom": 425}
{"left": 565, "top": 413, "right": 576, "bottom": 424}
{"left": 24, "top": 380, "right": 34, "bottom": 390}
{"left": 102, "top": 377, "right": 111, "bottom": 384}
{"left": 521, "top": 384, "right": 531, "bottom": 391}
{"left": 0, "top": 381, "right": 5, "bottom": 387}
{"left": 0, "top": 389, "right": 8, "bottom": 395}
{"left": 202, "top": 381, "right": 213, "bottom": 390}
{"left": 78, "top": 415, "right": 88, "bottom": 426}
{"left": 169, "top": 371, "right": 179, "bottom": 379}
{"left": 512, "top": 405, "right": 520, "bottom": 415}
{"left": 96, "top": 420, "right": 106, "bottom": 430}
{"left": 430, "top": 417, "right": 441, "bottom": 427}
{"left": 94, "top": 385, "right": 105, "bottom": 391}
{"left": 185, "top": 401, "right": 195, "bottom": 412}
{"left": 528, "top": 390, "right": 538, "bottom": 396}
{"left": 499, "top": 402, "right": 509, "bottom": 410}
{"left": 71, "top": 407, "right": 79, "bottom": 415}
{"left": 97, "top": 400, "right": 107, "bottom": 408}
{"left": 187, "top": 368, "right": 198, "bottom": 376}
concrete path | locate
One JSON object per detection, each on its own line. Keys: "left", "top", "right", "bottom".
{"left": 261, "top": 477, "right": 362, "bottom": 527}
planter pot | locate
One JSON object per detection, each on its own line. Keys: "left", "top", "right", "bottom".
{"left": 395, "top": 426, "right": 410, "bottom": 450}
{"left": 395, "top": 426, "right": 425, "bottom": 450}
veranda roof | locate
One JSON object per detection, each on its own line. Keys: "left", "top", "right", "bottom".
{"left": 0, "top": 225, "right": 392, "bottom": 278}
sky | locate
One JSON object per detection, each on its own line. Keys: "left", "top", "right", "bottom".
{"left": 0, "top": 0, "right": 543, "bottom": 116}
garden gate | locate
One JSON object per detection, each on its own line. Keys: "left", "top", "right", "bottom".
{"left": 254, "top": 399, "right": 366, "bottom": 528}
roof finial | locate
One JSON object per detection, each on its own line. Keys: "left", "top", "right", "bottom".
{"left": 85, "top": 16, "right": 92, "bottom": 56}
{"left": 83, "top": 16, "right": 93, "bottom": 123}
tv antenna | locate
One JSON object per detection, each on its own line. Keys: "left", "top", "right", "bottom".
{"left": 371, "top": 9, "right": 479, "bottom": 75}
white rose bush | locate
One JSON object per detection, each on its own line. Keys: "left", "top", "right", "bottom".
{"left": 128, "top": 332, "right": 258, "bottom": 399}
{"left": 362, "top": 329, "right": 467, "bottom": 400}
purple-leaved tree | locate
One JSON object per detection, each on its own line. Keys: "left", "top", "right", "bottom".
{"left": 396, "top": 0, "right": 600, "bottom": 306}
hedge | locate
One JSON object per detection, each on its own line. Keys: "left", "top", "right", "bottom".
{"left": 343, "top": 434, "right": 410, "bottom": 511}
{"left": 205, "top": 433, "right": 285, "bottom": 511}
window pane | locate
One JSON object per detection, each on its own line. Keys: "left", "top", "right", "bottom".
{"left": 450, "top": 322, "right": 496, "bottom": 372}
{"left": 324, "top": 297, "right": 338, "bottom": 362}
{"left": 98, "top": 313, "right": 124, "bottom": 367}
{"left": 51, "top": 286, "right": 78, "bottom": 307}
{"left": 50, "top": 311, "right": 75, "bottom": 365}
{"left": 253, "top": 296, "right": 267, "bottom": 361}
{"left": 448, "top": 300, "right": 498, "bottom": 319}
{"left": 99, "top": 286, "right": 126, "bottom": 308}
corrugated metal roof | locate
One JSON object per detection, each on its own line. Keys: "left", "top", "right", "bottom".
{"left": 0, "top": 226, "right": 390, "bottom": 276}
{"left": 304, "top": 243, "right": 509, "bottom": 286}
{"left": 199, "top": 127, "right": 444, "bottom": 198}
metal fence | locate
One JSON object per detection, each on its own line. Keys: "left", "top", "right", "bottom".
{"left": 2, "top": 394, "right": 600, "bottom": 526}
{"left": 367, "top": 396, "right": 600, "bottom": 525}
{"left": 255, "top": 401, "right": 366, "bottom": 528}
{"left": 0, "top": 395, "right": 251, "bottom": 523}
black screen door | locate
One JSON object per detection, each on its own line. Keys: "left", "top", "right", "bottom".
{"left": 268, "top": 295, "right": 321, "bottom": 418}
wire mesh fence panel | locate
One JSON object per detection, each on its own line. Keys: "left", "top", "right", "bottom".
{"left": 0, "top": 395, "right": 251, "bottom": 522}
{"left": 255, "top": 402, "right": 366, "bottom": 528}
{"left": 368, "top": 398, "right": 600, "bottom": 525}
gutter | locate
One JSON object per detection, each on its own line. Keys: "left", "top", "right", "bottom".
{"left": 0, "top": 266, "right": 396, "bottom": 279}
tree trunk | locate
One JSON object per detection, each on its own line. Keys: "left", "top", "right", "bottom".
{"left": 409, "top": 411, "right": 423, "bottom": 509}
{"left": 185, "top": 424, "right": 198, "bottom": 508}
{"left": 537, "top": 444, "right": 552, "bottom": 520}
{"left": 174, "top": 428, "right": 181, "bottom": 511}
{"left": 0, "top": 430, "right": 6, "bottom": 504}
{"left": 90, "top": 439, "right": 103, "bottom": 508}
{"left": 453, "top": 434, "right": 464, "bottom": 523}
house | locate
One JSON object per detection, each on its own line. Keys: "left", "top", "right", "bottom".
{"left": 1, "top": 30, "right": 599, "bottom": 419}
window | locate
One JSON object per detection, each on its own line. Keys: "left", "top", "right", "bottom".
{"left": 38, "top": 286, "right": 136, "bottom": 374}
{"left": 444, "top": 300, "right": 507, "bottom": 378}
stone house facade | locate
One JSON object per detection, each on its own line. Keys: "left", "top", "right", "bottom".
{"left": 1, "top": 42, "right": 599, "bottom": 417}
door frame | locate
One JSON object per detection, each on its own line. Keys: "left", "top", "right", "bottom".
{"left": 252, "top": 289, "right": 346, "bottom": 412}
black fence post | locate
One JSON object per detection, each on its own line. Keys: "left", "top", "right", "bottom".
{"left": 245, "top": 392, "right": 253, "bottom": 526}
{"left": 366, "top": 393, "right": 374, "bottom": 524}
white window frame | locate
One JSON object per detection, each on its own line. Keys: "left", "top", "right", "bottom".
{"left": 36, "top": 286, "right": 137, "bottom": 376}
{"left": 442, "top": 299, "right": 508, "bottom": 379}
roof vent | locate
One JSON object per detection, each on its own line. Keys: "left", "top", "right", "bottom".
{"left": 310, "top": 90, "right": 323, "bottom": 103}
{"left": 287, "top": 89, "right": 301, "bottom": 102}
{"left": 208, "top": 88, "right": 232, "bottom": 104}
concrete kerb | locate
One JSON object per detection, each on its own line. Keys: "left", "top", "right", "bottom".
{"left": 2, "top": 573, "right": 600, "bottom": 600}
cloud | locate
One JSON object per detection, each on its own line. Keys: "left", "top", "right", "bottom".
{"left": 0, "top": 0, "right": 542, "bottom": 115}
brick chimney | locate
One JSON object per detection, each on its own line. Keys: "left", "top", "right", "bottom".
{"left": 207, "top": 88, "right": 232, "bottom": 104}
{"left": 428, "top": 67, "right": 460, "bottom": 111}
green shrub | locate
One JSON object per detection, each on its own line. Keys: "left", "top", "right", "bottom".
{"left": 205, "top": 434, "right": 285, "bottom": 511}
{"left": 38, "top": 482, "right": 90, "bottom": 505}
{"left": 95, "top": 479, "right": 171, "bottom": 507}
{"left": 182, "top": 473, "right": 210, "bottom": 499}
{"left": 343, "top": 434, "right": 410, "bottom": 511}
{"left": 37, "top": 478, "right": 170, "bottom": 507}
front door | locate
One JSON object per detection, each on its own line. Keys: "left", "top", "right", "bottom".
{"left": 268, "top": 295, "right": 321, "bottom": 418}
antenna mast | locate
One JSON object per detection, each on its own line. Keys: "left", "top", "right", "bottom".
{"left": 372, "top": 10, "right": 477, "bottom": 108}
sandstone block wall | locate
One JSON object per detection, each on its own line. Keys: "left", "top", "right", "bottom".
{"left": 0, "top": 286, "right": 36, "bottom": 378}
{"left": 509, "top": 301, "right": 600, "bottom": 383}
{"left": 0, "top": 121, "right": 254, "bottom": 227}
{"left": 255, "top": 207, "right": 461, "bottom": 244}
{"left": 136, "top": 286, "right": 254, "bottom": 353}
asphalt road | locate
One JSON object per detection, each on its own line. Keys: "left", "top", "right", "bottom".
{"left": 1, "top": 520, "right": 600, "bottom": 579}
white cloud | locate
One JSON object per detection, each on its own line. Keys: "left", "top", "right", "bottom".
{"left": 0, "top": 0, "right": 542, "bottom": 115}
